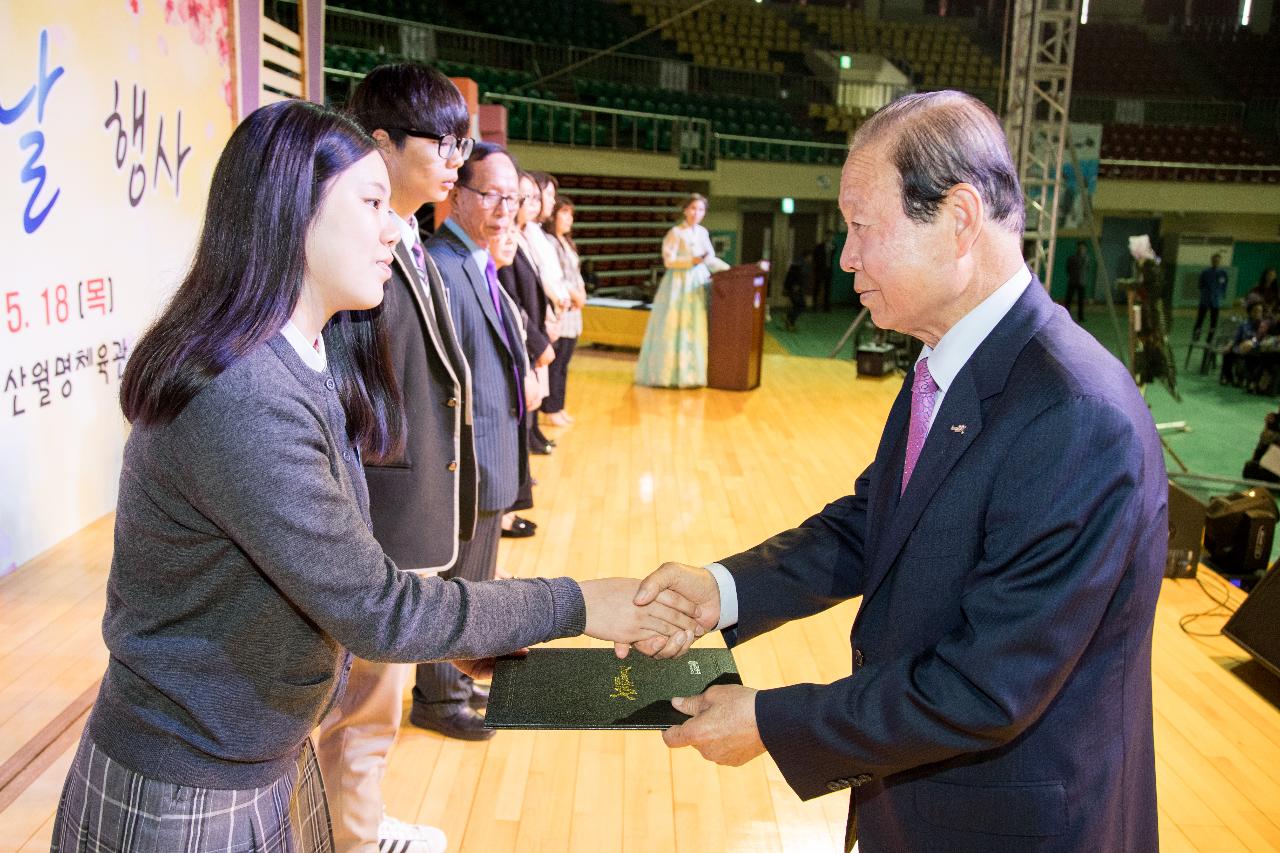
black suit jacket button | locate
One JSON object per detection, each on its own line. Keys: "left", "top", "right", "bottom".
{"left": 446, "top": 397, "right": 458, "bottom": 408}
{"left": 852, "top": 774, "right": 872, "bottom": 786}
{"left": 447, "top": 461, "right": 458, "bottom": 472}
{"left": 826, "top": 781, "right": 845, "bottom": 792}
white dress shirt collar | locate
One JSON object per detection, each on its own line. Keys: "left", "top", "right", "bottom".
{"left": 395, "top": 212, "right": 419, "bottom": 253}
{"left": 281, "top": 319, "right": 327, "bottom": 372}
{"left": 442, "top": 217, "right": 492, "bottom": 282}
{"left": 918, "top": 265, "right": 1033, "bottom": 395}
{"left": 916, "top": 265, "right": 1032, "bottom": 433}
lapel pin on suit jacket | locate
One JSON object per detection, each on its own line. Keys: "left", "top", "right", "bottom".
{"left": 951, "top": 424, "right": 967, "bottom": 434}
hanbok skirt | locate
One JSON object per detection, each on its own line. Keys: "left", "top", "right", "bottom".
{"left": 634, "top": 264, "right": 711, "bottom": 388}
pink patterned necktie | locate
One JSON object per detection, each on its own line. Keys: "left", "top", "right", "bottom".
{"left": 902, "top": 357, "right": 939, "bottom": 494}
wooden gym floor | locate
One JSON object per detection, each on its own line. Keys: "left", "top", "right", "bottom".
{"left": 1, "top": 349, "right": 1278, "bottom": 852}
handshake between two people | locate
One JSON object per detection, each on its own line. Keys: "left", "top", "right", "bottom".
{"left": 452, "top": 561, "right": 719, "bottom": 681}
{"left": 591, "top": 562, "right": 772, "bottom": 767}
{"left": 457, "top": 562, "right": 766, "bottom": 766}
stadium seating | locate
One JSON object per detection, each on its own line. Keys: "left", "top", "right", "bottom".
{"left": 1179, "top": 25, "right": 1280, "bottom": 101}
{"left": 575, "top": 79, "right": 802, "bottom": 138}
{"left": 629, "top": 0, "right": 804, "bottom": 74}
{"left": 468, "top": 0, "right": 656, "bottom": 51}
{"left": 1099, "top": 123, "right": 1279, "bottom": 181}
{"left": 325, "top": 46, "right": 542, "bottom": 96}
{"left": 327, "top": 0, "right": 452, "bottom": 26}
{"left": 321, "top": 4, "right": 1278, "bottom": 179}
{"left": 556, "top": 174, "right": 697, "bottom": 291}
{"left": 803, "top": 10, "right": 1001, "bottom": 93}
{"left": 1073, "top": 23, "right": 1212, "bottom": 97}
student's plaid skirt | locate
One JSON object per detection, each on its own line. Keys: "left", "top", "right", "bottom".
{"left": 51, "top": 732, "right": 334, "bottom": 852}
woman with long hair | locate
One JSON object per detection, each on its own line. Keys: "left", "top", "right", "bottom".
{"left": 543, "top": 194, "right": 586, "bottom": 426}
{"left": 51, "top": 100, "right": 698, "bottom": 852}
{"left": 1246, "top": 266, "right": 1279, "bottom": 313}
{"left": 635, "top": 192, "right": 729, "bottom": 388}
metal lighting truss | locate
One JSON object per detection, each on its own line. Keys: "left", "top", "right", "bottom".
{"left": 1002, "top": 0, "right": 1080, "bottom": 291}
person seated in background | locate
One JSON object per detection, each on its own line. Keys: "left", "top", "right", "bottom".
{"left": 1245, "top": 267, "right": 1279, "bottom": 316}
{"left": 1242, "top": 405, "right": 1280, "bottom": 483}
{"left": 1221, "top": 301, "right": 1272, "bottom": 388}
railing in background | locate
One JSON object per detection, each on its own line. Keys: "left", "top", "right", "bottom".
{"left": 319, "top": 4, "right": 827, "bottom": 110}
{"left": 1098, "top": 158, "right": 1280, "bottom": 181}
{"left": 482, "top": 92, "right": 714, "bottom": 169}
{"left": 1073, "top": 96, "right": 1246, "bottom": 128}
{"left": 714, "top": 133, "right": 847, "bottom": 165}
{"left": 1244, "top": 96, "right": 1280, "bottom": 140}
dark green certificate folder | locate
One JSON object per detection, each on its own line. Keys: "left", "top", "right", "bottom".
{"left": 484, "top": 647, "right": 741, "bottom": 730}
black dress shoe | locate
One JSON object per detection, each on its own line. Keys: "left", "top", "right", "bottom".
{"left": 500, "top": 516, "right": 536, "bottom": 538}
{"left": 408, "top": 705, "right": 495, "bottom": 741}
{"left": 469, "top": 682, "right": 490, "bottom": 710}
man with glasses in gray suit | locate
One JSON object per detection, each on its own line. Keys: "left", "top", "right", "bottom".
{"left": 411, "top": 142, "right": 530, "bottom": 741}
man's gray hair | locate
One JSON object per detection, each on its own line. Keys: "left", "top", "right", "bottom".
{"left": 852, "top": 90, "right": 1025, "bottom": 234}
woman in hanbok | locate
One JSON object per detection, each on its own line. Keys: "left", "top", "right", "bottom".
{"left": 635, "top": 193, "right": 729, "bottom": 387}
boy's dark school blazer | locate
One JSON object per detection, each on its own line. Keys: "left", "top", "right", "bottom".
{"left": 364, "top": 239, "right": 478, "bottom": 571}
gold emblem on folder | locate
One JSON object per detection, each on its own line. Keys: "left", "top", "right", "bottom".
{"left": 611, "top": 666, "right": 639, "bottom": 701}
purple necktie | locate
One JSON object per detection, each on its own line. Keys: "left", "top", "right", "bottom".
{"left": 410, "top": 240, "right": 427, "bottom": 278}
{"left": 902, "top": 357, "right": 938, "bottom": 494}
{"left": 406, "top": 215, "right": 427, "bottom": 278}
{"left": 484, "top": 257, "right": 524, "bottom": 419}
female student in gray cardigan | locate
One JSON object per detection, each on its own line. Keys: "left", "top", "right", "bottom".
{"left": 51, "top": 101, "right": 701, "bottom": 853}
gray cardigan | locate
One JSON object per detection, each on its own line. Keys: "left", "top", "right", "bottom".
{"left": 89, "top": 335, "right": 585, "bottom": 788}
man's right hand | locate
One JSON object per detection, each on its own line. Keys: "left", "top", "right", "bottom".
{"left": 619, "top": 562, "right": 722, "bottom": 660}
{"left": 535, "top": 345, "right": 555, "bottom": 368}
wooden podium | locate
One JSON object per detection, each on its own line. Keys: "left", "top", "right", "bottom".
{"left": 707, "top": 264, "right": 767, "bottom": 391}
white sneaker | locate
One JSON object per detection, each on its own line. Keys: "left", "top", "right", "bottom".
{"left": 378, "top": 814, "right": 447, "bottom": 853}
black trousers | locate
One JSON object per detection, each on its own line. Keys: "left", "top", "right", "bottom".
{"left": 1193, "top": 304, "right": 1220, "bottom": 339}
{"left": 813, "top": 273, "right": 831, "bottom": 312}
{"left": 543, "top": 336, "right": 577, "bottom": 414}
{"left": 412, "top": 509, "right": 502, "bottom": 711}
{"left": 785, "top": 288, "right": 805, "bottom": 327}
{"left": 1063, "top": 279, "right": 1086, "bottom": 321}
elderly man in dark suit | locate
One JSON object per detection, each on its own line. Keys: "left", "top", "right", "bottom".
{"left": 411, "top": 141, "right": 530, "bottom": 741}
{"left": 631, "top": 91, "right": 1166, "bottom": 853}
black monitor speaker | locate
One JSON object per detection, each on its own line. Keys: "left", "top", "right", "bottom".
{"left": 1224, "top": 563, "right": 1280, "bottom": 679}
{"left": 1166, "top": 481, "right": 1205, "bottom": 579}
{"left": 1203, "top": 488, "right": 1277, "bottom": 587}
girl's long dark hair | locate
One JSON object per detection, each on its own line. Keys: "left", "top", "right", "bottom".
{"left": 120, "top": 99, "right": 405, "bottom": 460}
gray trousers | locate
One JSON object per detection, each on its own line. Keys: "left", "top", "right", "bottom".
{"left": 412, "top": 509, "right": 502, "bottom": 712}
